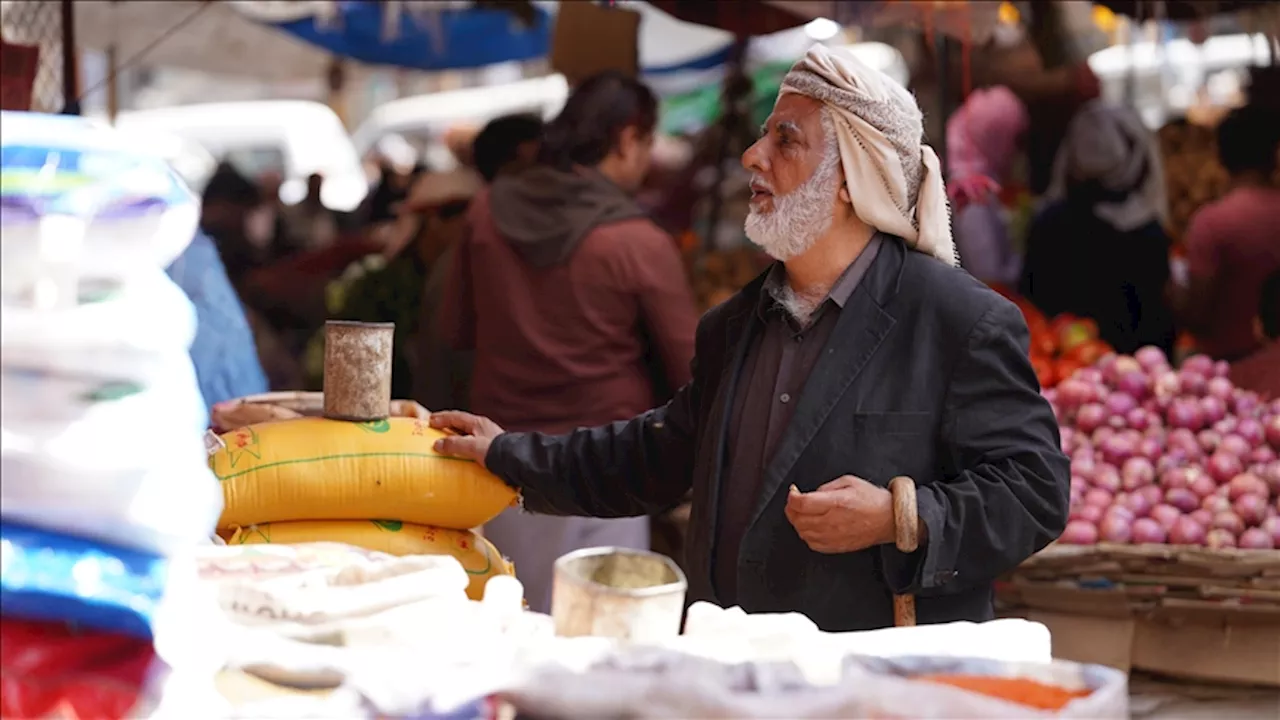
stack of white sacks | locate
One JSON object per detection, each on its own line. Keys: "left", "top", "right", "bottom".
{"left": 0, "top": 112, "right": 224, "bottom": 716}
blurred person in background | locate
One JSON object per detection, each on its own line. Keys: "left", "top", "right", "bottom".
{"left": 439, "top": 72, "right": 698, "bottom": 613}
{"left": 997, "top": 2, "right": 1101, "bottom": 197}
{"left": 1172, "top": 104, "right": 1280, "bottom": 362}
{"left": 200, "top": 162, "right": 266, "bottom": 289}
{"left": 1229, "top": 271, "right": 1280, "bottom": 398}
{"left": 360, "top": 161, "right": 426, "bottom": 229}
{"left": 412, "top": 113, "right": 545, "bottom": 412}
{"left": 471, "top": 113, "right": 543, "bottom": 183}
{"left": 946, "top": 86, "right": 1029, "bottom": 287}
{"left": 280, "top": 172, "right": 340, "bottom": 253}
{"left": 166, "top": 230, "right": 269, "bottom": 414}
{"left": 1021, "top": 101, "right": 1176, "bottom": 356}
{"left": 304, "top": 168, "right": 481, "bottom": 398}
{"left": 246, "top": 170, "right": 288, "bottom": 263}
{"left": 359, "top": 133, "right": 424, "bottom": 229}
{"left": 444, "top": 125, "right": 481, "bottom": 171}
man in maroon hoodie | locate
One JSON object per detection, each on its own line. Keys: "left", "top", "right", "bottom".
{"left": 439, "top": 72, "right": 699, "bottom": 612}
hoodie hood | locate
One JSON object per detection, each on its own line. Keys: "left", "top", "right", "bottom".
{"left": 489, "top": 165, "right": 646, "bottom": 268}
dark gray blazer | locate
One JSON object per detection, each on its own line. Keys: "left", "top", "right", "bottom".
{"left": 487, "top": 236, "right": 1070, "bottom": 632}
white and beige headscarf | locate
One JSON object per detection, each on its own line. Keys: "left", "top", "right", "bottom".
{"left": 1045, "top": 100, "right": 1169, "bottom": 233}
{"left": 780, "top": 44, "right": 958, "bottom": 267}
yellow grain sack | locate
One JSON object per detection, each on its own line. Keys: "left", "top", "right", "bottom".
{"left": 211, "top": 417, "right": 517, "bottom": 530}
{"left": 223, "top": 520, "right": 516, "bottom": 601}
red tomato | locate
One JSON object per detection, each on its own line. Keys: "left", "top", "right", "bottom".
{"left": 1031, "top": 330, "right": 1058, "bottom": 359}
{"left": 1048, "top": 314, "right": 1078, "bottom": 336}
{"left": 1019, "top": 300, "right": 1048, "bottom": 328}
{"left": 1031, "top": 355, "right": 1056, "bottom": 388}
{"left": 1054, "top": 358, "right": 1085, "bottom": 385}
{"left": 1066, "top": 339, "right": 1111, "bottom": 367}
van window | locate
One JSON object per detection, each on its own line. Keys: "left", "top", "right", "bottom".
{"left": 224, "top": 145, "right": 287, "bottom": 180}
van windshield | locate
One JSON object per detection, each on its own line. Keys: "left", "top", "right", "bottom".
{"left": 224, "top": 145, "right": 287, "bottom": 180}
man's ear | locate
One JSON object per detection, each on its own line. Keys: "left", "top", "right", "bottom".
{"left": 1254, "top": 316, "right": 1266, "bottom": 345}
{"left": 838, "top": 185, "right": 851, "bottom": 204}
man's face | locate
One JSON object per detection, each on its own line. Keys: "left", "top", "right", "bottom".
{"left": 741, "top": 94, "right": 842, "bottom": 261}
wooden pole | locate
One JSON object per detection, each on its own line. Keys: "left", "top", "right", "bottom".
{"left": 106, "top": 0, "right": 119, "bottom": 121}
{"left": 704, "top": 33, "right": 749, "bottom": 253}
{"left": 59, "top": 0, "right": 79, "bottom": 114}
{"left": 327, "top": 56, "right": 348, "bottom": 129}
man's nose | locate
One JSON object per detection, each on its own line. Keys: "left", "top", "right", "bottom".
{"left": 741, "top": 139, "right": 767, "bottom": 174}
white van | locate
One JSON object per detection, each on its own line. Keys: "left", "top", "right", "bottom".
{"left": 351, "top": 74, "right": 571, "bottom": 171}
{"left": 114, "top": 100, "right": 368, "bottom": 212}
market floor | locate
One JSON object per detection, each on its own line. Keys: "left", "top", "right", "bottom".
{"left": 1130, "top": 674, "right": 1280, "bottom": 718}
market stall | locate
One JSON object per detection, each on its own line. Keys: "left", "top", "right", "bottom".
{"left": 996, "top": 343, "right": 1280, "bottom": 696}
{"left": 1, "top": 109, "right": 1153, "bottom": 720}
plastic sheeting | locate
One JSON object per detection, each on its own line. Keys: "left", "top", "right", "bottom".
{"left": 245, "top": 1, "right": 553, "bottom": 72}
{"left": 763, "top": 0, "right": 1007, "bottom": 44}
{"left": 71, "top": 1, "right": 335, "bottom": 82}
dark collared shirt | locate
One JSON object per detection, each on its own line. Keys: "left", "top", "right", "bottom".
{"left": 714, "top": 234, "right": 883, "bottom": 604}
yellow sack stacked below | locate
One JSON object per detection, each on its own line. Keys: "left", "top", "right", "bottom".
{"left": 210, "top": 417, "right": 518, "bottom": 530}
{"left": 223, "top": 520, "right": 515, "bottom": 601}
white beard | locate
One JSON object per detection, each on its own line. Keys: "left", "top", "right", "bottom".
{"left": 770, "top": 282, "right": 824, "bottom": 326}
{"left": 744, "top": 145, "right": 842, "bottom": 262}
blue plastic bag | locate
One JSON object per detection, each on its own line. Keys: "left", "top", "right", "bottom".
{"left": 0, "top": 522, "right": 168, "bottom": 638}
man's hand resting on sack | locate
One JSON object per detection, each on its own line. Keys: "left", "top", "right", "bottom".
{"left": 428, "top": 411, "right": 505, "bottom": 469}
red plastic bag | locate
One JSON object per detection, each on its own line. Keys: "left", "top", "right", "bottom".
{"left": 0, "top": 619, "right": 156, "bottom": 720}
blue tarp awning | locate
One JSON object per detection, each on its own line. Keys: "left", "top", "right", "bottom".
{"left": 235, "top": 1, "right": 741, "bottom": 76}
{"left": 252, "top": 2, "right": 554, "bottom": 72}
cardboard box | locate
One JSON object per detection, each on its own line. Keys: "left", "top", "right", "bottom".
{"left": 1003, "top": 544, "right": 1280, "bottom": 687}
{"left": 1006, "top": 590, "right": 1280, "bottom": 688}
{"left": 549, "top": 2, "right": 639, "bottom": 86}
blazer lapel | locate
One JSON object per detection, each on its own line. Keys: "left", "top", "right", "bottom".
{"left": 746, "top": 240, "right": 905, "bottom": 529}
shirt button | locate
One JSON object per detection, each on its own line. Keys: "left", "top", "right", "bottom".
{"left": 780, "top": 393, "right": 791, "bottom": 404}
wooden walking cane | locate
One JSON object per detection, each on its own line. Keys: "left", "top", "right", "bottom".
{"left": 889, "top": 476, "right": 920, "bottom": 627}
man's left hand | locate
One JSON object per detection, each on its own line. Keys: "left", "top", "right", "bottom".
{"left": 784, "top": 475, "right": 896, "bottom": 554}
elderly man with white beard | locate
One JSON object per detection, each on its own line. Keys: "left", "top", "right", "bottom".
{"left": 430, "top": 45, "right": 1070, "bottom": 631}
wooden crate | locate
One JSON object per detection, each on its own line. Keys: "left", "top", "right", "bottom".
{"left": 999, "top": 544, "right": 1280, "bottom": 687}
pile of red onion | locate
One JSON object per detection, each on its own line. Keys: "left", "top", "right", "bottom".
{"left": 1049, "top": 348, "right": 1280, "bottom": 550}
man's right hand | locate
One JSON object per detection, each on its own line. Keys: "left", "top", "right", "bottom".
{"left": 429, "top": 411, "right": 505, "bottom": 468}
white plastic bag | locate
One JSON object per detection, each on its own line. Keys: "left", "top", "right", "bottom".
{"left": 838, "top": 655, "right": 1129, "bottom": 719}
{"left": 1, "top": 349, "right": 206, "bottom": 431}
{"left": 0, "top": 458, "right": 223, "bottom": 556}
{"left": 1, "top": 269, "right": 198, "bottom": 367}
{"left": 0, "top": 111, "right": 199, "bottom": 303}
{"left": 499, "top": 647, "right": 1129, "bottom": 719}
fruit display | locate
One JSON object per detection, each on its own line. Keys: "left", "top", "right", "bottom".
{"left": 1158, "top": 121, "right": 1230, "bottom": 242}
{"left": 685, "top": 246, "right": 771, "bottom": 313}
{"left": 1047, "top": 347, "right": 1280, "bottom": 549}
{"left": 990, "top": 285, "right": 1113, "bottom": 390}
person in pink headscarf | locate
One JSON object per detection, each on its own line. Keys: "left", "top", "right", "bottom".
{"left": 947, "top": 86, "right": 1029, "bottom": 286}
